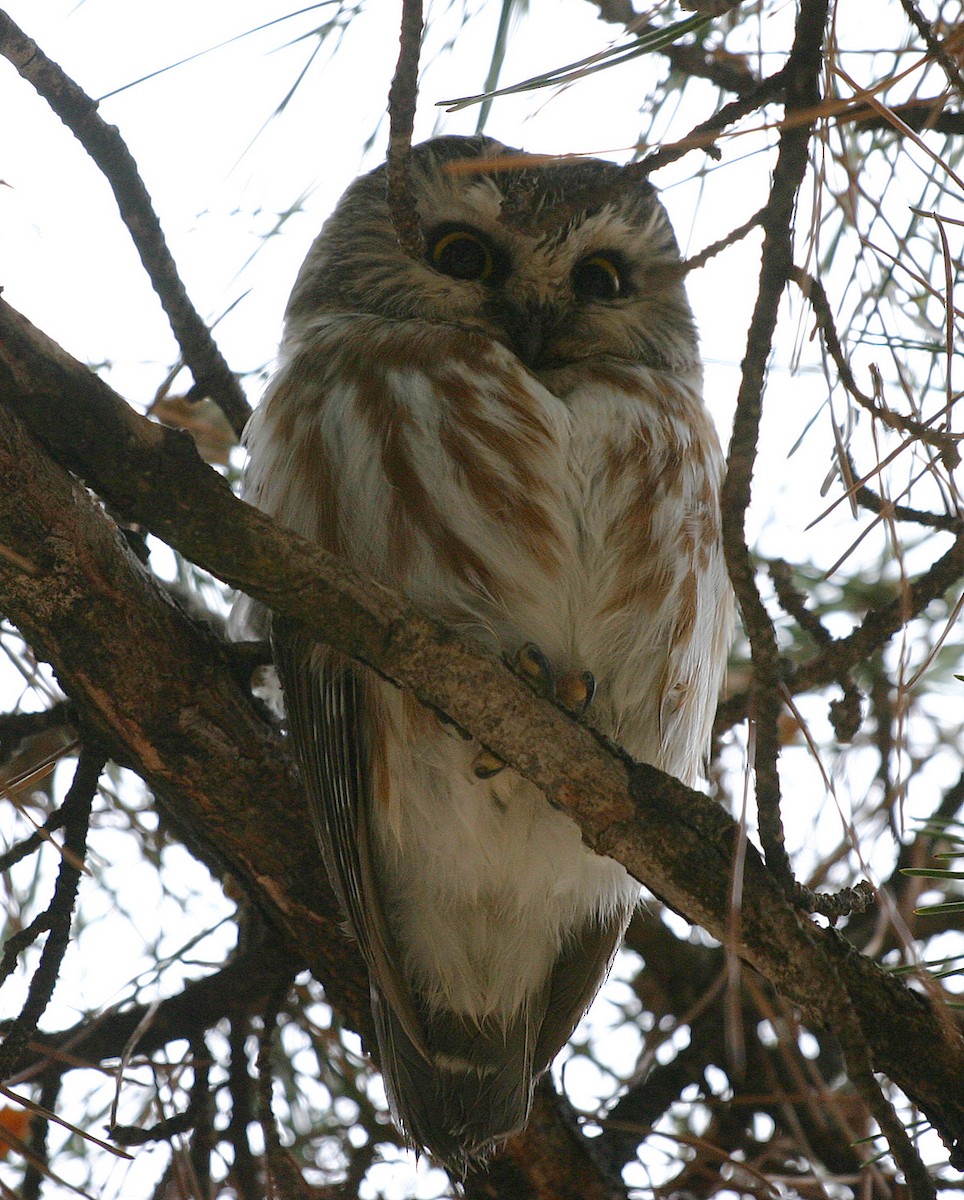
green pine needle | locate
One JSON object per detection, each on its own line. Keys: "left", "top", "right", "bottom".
{"left": 901, "top": 867, "right": 964, "bottom": 879}
{"left": 439, "top": 14, "right": 712, "bottom": 112}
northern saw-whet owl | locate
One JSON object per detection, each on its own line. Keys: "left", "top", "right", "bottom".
{"left": 235, "top": 135, "right": 733, "bottom": 1170}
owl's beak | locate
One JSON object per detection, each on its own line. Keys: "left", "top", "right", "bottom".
{"left": 498, "top": 302, "right": 562, "bottom": 371}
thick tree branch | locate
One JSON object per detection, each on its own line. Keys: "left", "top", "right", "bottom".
{"left": 0, "top": 343, "right": 372, "bottom": 1049}
{"left": 1, "top": 299, "right": 963, "bottom": 1169}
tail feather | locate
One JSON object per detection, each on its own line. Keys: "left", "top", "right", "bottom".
{"left": 372, "top": 984, "right": 544, "bottom": 1172}
{"left": 371, "top": 907, "right": 632, "bottom": 1172}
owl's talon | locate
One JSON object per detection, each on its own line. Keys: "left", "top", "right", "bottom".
{"left": 514, "top": 643, "right": 555, "bottom": 695}
{"left": 472, "top": 748, "right": 506, "bottom": 779}
{"left": 514, "top": 645, "right": 595, "bottom": 715}
{"left": 557, "top": 669, "right": 596, "bottom": 716}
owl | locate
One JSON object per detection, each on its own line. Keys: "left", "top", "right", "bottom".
{"left": 235, "top": 134, "right": 732, "bottom": 1171}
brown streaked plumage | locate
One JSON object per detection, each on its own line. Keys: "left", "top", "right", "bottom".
{"left": 233, "top": 134, "right": 733, "bottom": 1172}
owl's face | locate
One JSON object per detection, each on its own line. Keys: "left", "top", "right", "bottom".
{"left": 287, "top": 135, "right": 698, "bottom": 379}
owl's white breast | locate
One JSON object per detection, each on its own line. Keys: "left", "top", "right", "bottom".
{"left": 543, "top": 361, "right": 731, "bottom": 784}
{"left": 244, "top": 314, "right": 730, "bottom": 1021}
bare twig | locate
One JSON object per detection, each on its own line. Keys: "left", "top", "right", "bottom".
{"left": 257, "top": 982, "right": 307, "bottom": 1200}
{"left": 792, "top": 268, "right": 961, "bottom": 464}
{"left": 717, "top": 527, "right": 964, "bottom": 734}
{"left": 0, "top": 744, "right": 101, "bottom": 1080}
{"left": 13, "top": 929, "right": 301, "bottom": 1092}
{"left": 897, "top": 0, "right": 964, "bottom": 99}
{"left": 798, "top": 529, "right": 964, "bottom": 695}
{"left": 19, "top": 1071, "right": 61, "bottom": 1200}
{"left": 684, "top": 205, "right": 766, "bottom": 271}
{"left": 226, "top": 1018, "right": 262, "bottom": 1200}
{"left": 188, "top": 1034, "right": 214, "bottom": 1200}
{"left": 719, "top": 0, "right": 828, "bottom": 903}
{"left": 768, "top": 559, "right": 866, "bottom": 746}
{"left": 841, "top": 95, "right": 964, "bottom": 134}
{"left": 588, "top": 0, "right": 760, "bottom": 96}
{"left": 0, "top": 703, "right": 75, "bottom": 763}
{"left": 110, "top": 1036, "right": 211, "bottom": 1147}
{"left": 638, "top": 67, "right": 788, "bottom": 174}
{"left": 385, "top": 0, "right": 424, "bottom": 259}
{"left": 768, "top": 559, "right": 833, "bottom": 648}
{"left": 854, "top": 476, "right": 964, "bottom": 532}
{"left": 0, "top": 809, "right": 69, "bottom": 874}
{"left": 0, "top": 10, "right": 250, "bottom": 438}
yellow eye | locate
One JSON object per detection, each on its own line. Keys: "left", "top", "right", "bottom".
{"left": 572, "top": 254, "right": 624, "bottom": 301}
{"left": 430, "top": 229, "right": 495, "bottom": 282}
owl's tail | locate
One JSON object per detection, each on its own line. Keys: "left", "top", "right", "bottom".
{"left": 371, "top": 985, "right": 542, "bottom": 1174}
{"left": 370, "top": 905, "right": 633, "bottom": 1172}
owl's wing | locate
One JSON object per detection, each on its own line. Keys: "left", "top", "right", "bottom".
{"left": 270, "top": 619, "right": 430, "bottom": 1063}
{"left": 533, "top": 912, "right": 629, "bottom": 1074}
{"left": 273, "top": 623, "right": 520, "bottom": 1157}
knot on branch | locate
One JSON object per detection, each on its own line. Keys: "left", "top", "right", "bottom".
{"left": 794, "top": 878, "right": 876, "bottom": 922}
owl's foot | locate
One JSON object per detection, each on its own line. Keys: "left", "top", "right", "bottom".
{"left": 471, "top": 647, "right": 595, "bottom": 781}
{"left": 514, "top": 643, "right": 554, "bottom": 694}
{"left": 556, "top": 668, "right": 596, "bottom": 716}
{"left": 471, "top": 645, "right": 546, "bottom": 779}
{"left": 472, "top": 749, "right": 506, "bottom": 780}
{"left": 516, "top": 643, "right": 596, "bottom": 716}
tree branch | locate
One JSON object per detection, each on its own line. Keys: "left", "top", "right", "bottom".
{"left": 11, "top": 928, "right": 300, "bottom": 1089}
{"left": 897, "top": 0, "right": 964, "bottom": 100}
{"left": 719, "top": 0, "right": 826, "bottom": 901}
{"left": 1, "top": 298, "right": 962, "bottom": 1170}
{"left": 716, "top": 526, "right": 964, "bottom": 733}
{"left": 385, "top": 0, "right": 425, "bottom": 259}
{"left": 588, "top": 0, "right": 761, "bottom": 97}
{"left": 0, "top": 327, "right": 373, "bottom": 1048}
{"left": 0, "top": 746, "right": 101, "bottom": 1079}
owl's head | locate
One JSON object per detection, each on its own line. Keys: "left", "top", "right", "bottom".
{"left": 286, "top": 135, "right": 698, "bottom": 376}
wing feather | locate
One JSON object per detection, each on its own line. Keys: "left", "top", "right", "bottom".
{"left": 533, "top": 911, "right": 631, "bottom": 1074}
{"left": 270, "top": 619, "right": 430, "bottom": 1062}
